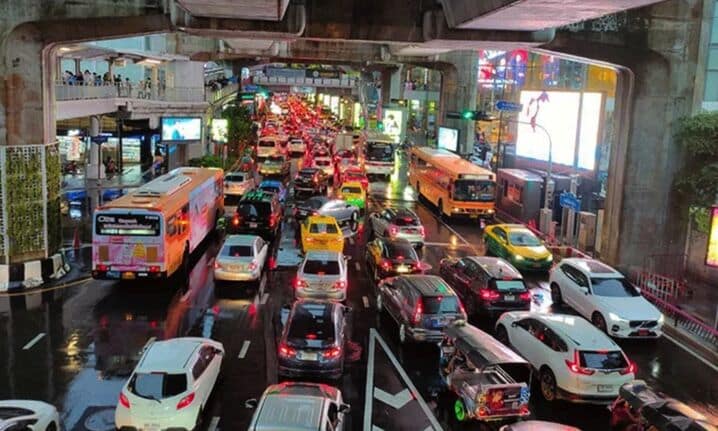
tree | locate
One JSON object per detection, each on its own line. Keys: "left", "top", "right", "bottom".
{"left": 674, "top": 111, "right": 718, "bottom": 232}
{"left": 222, "top": 104, "right": 255, "bottom": 158}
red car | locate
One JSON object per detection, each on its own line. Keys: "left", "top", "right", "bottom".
{"left": 342, "top": 168, "right": 369, "bottom": 190}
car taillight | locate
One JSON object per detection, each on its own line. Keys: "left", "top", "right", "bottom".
{"left": 119, "top": 392, "right": 130, "bottom": 409}
{"left": 458, "top": 299, "right": 467, "bottom": 317}
{"left": 380, "top": 259, "right": 392, "bottom": 271}
{"left": 565, "top": 351, "right": 595, "bottom": 376}
{"left": 389, "top": 225, "right": 399, "bottom": 237}
{"left": 279, "top": 343, "right": 296, "bottom": 357}
{"left": 232, "top": 215, "right": 240, "bottom": 226}
{"left": 418, "top": 226, "right": 425, "bottom": 237}
{"left": 479, "top": 289, "right": 501, "bottom": 301}
{"left": 333, "top": 280, "right": 347, "bottom": 290}
{"left": 149, "top": 265, "right": 160, "bottom": 273}
{"left": 323, "top": 346, "right": 342, "bottom": 359}
{"left": 294, "top": 278, "right": 308, "bottom": 288}
{"left": 269, "top": 214, "right": 278, "bottom": 228}
{"left": 411, "top": 299, "right": 423, "bottom": 325}
{"left": 176, "top": 392, "right": 195, "bottom": 410}
{"left": 620, "top": 360, "right": 637, "bottom": 375}
{"left": 248, "top": 261, "right": 258, "bottom": 271}
{"left": 519, "top": 291, "right": 531, "bottom": 301}
{"left": 213, "top": 261, "right": 221, "bottom": 269}
{"left": 97, "top": 264, "right": 108, "bottom": 272}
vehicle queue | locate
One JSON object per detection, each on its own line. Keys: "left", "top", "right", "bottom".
{"left": 9, "top": 93, "right": 701, "bottom": 431}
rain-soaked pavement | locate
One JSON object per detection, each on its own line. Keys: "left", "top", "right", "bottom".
{"left": 1, "top": 157, "right": 716, "bottom": 431}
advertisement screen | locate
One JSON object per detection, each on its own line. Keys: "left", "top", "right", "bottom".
{"left": 161, "top": 117, "right": 202, "bottom": 141}
{"left": 382, "top": 109, "right": 403, "bottom": 143}
{"left": 211, "top": 119, "right": 228, "bottom": 143}
{"left": 706, "top": 207, "right": 718, "bottom": 267}
{"left": 438, "top": 126, "right": 459, "bottom": 152}
{"left": 515, "top": 91, "right": 602, "bottom": 170}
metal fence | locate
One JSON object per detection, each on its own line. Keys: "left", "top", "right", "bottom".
{"left": 55, "top": 82, "right": 207, "bottom": 103}
{"left": 641, "top": 288, "right": 718, "bottom": 349}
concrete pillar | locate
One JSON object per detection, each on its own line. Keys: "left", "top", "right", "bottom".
{"left": 151, "top": 66, "right": 159, "bottom": 99}
{"left": 438, "top": 51, "right": 479, "bottom": 154}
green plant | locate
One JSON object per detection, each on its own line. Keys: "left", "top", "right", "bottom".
{"left": 221, "top": 104, "right": 255, "bottom": 158}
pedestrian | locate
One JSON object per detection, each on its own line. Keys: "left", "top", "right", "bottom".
{"left": 125, "top": 77, "right": 132, "bottom": 95}
{"left": 103, "top": 72, "right": 111, "bottom": 85}
{"left": 75, "top": 72, "right": 84, "bottom": 85}
{"left": 83, "top": 69, "right": 92, "bottom": 85}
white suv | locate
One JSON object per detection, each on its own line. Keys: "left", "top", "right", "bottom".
{"left": 549, "top": 258, "right": 663, "bottom": 338}
{"left": 495, "top": 312, "right": 635, "bottom": 404}
{"left": 295, "top": 251, "right": 349, "bottom": 302}
{"left": 115, "top": 337, "right": 224, "bottom": 431}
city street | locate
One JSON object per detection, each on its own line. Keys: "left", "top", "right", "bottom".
{"left": 0, "top": 160, "right": 716, "bottom": 431}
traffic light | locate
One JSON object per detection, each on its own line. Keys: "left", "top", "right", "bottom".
{"left": 462, "top": 110, "right": 476, "bottom": 120}
{"left": 376, "top": 121, "right": 384, "bottom": 131}
{"left": 447, "top": 110, "right": 496, "bottom": 121}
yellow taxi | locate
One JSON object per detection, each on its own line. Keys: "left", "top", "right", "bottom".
{"left": 300, "top": 215, "right": 345, "bottom": 253}
{"left": 483, "top": 224, "right": 553, "bottom": 271}
{"left": 337, "top": 181, "right": 366, "bottom": 211}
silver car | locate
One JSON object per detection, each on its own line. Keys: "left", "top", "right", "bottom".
{"left": 213, "top": 235, "right": 268, "bottom": 282}
{"left": 294, "top": 196, "right": 359, "bottom": 229}
{"left": 248, "top": 382, "right": 350, "bottom": 431}
{"left": 295, "top": 251, "right": 349, "bottom": 302}
{"left": 368, "top": 207, "right": 425, "bottom": 247}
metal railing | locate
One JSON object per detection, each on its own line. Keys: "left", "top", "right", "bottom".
{"left": 55, "top": 82, "right": 207, "bottom": 103}
{"left": 641, "top": 288, "right": 718, "bottom": 349}
{"left": 206, "top": 83, "right": 239, "bottom": 104}
{"left": 252, "top": 76, "right": 357, "bottom": 88}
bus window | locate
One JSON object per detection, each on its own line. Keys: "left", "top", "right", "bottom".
{"left": 167, "top": 216, "right": 177, "bottom": 236}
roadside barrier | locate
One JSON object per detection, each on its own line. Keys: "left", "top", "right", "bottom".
{"left": 546, "top": 245, "right": 592, "bottom": 263}
{"left": 641, "top": 289, "right": 718, "bottom": 350}
{"left": 629, "top": 269, "right": 687, "bottom": 302}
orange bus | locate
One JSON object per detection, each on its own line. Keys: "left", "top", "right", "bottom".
{"left": 92, "top": 167, "right": 224, "bottom": 281}
{"left": 408, "top": 147, "right": 496, "bottom": 220}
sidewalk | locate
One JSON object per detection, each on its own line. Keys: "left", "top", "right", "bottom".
{"left": 680, "top": 278, "right": 718, "bottom": 329}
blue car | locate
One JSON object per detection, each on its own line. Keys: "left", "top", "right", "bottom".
{"left": 258, "top": 180, "right": 287, "bottom": 203}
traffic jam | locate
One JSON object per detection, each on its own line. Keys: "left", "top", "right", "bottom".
{"left": 3, "top": 94, "right": 715, "bottom": 431}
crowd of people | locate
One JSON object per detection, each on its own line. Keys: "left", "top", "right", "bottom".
{"left": 61, "top": 69, "right": 165, "bottom": 97}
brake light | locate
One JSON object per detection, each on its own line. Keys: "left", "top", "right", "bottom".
{"left": 279, "top": 343, "right": 296, "bottom": 357}
{"left": 479, "top": 289, "right": 501, "bottom": 301}
{"left": 380, "top": 259, "right": 392, "bottom": 271}
{"left": 323, "top": 346, "right": 342, "bottom": 359}
{"left": 97, "top": 264, "right": 108, "bottom": 272}
{"left": 294, "top": 277, "right": 308, "bottom": 289}
{"left": 119, "top": 392, "right": 130, "bottom": 409}
{"left": 519, "top": 291, "right": 531, "bottom": 301}
{"left": 333, "top": 280, "right": 347, "bottom": 290}
{"left": 389, "top": 225, "right": 399, "bottom": 237}
{"left": 620, "top": 360, "right": 637, "bottom": 375}
{"left": 149, "top": 265, "right": 160, "bottom": 273}
{"left": 565, "top": 350, "right": 595, "bottom": 376}
{"left": 411, "top": 299, "right": 423, "bottom": 325}
{"left": 176, "top": 392, "right": 195, "bottom": 410}
{"left": 418, "top": 225, "right": 425, "bottom": 237}
{"left": 248, "top": 261, "right": 258, "bottom": 271}
{"left": 213, "top": 261, "right": 221, "bottom": 269}
{"left": 232, "top": 215, "right": 240, "bottom": 226}
{"left": 269, "top": 214, "right": 279, "bottom": 227}
{"left": 458, "top": 299, "right": 467, "bottom": 317}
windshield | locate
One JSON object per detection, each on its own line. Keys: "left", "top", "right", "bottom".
{"left": 508, "top": 230, "right": 542, "bottom": 247}
{"left": 452, "top": 179, "right": 496, "bottom": 202}
{"left": 315, "top": 159, "right": 331, "bottom": 167}
{"left": 590, "top": 278, "right": 640, "bottom": 297}
{"left": 224, "top": 194, "right": 242, "bottom": 206}
{"left": 129, "top": 372, "right": 187, "bottom": 399}
{"left": 366, "top": 142, "right": 394, "bottom": 162}
{"left": 384, "top": 242, "right": 418, "bottom": 260}
{"left": 303, "top": 259, "right": 340, "bottom": 275}
{"left": 424, "top": 296, "right": 461, "bottom": 314}
{"left": 238, "top": 202, "right": 270, "bottom": 219}
{"left": 259, "top": 140, "right": 275, "bottom": 147}
{"left": 261, "top": 186, "right": 280, "bottom": 194}
{"left": 221, "top": 245, "right": 252, "bottom": 257}
{"left": 392, "top": 215, "right": 419, "bottom": 226}
{"left": 309, "top": 223, "right": 338, "bottom": 234}
{"left": 579, "top": 351, "right": 628, "bottom": 370}
{"left": 95, "top": 213, "right": 161, "bottom": 236}
{"left": 267, "top": 155, "right": 284, "bottom": 163}
{"left": 341, "top": 186, "right": 362, "bottom": 194}
{"left": 305, "top": 197, "right": 327, "bottom": 209}
{"left": 493, "top": 280, "right": 527, "bottom": 292}
{"left": 225, "top": 173, "right": 246, "bottom": 182}
{"left": 287, "top": 303, "right": 335, "bottom": 342}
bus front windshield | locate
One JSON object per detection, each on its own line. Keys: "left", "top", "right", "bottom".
{"left": 366, "top": 142, "right": 394, "bottom": 162}
{"left": 95, "top": 213, "right": 161, "bottom": 236}
{"left": 452, "top": 180, "right": 496, "bottom": 202}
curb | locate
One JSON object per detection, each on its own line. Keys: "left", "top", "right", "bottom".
{"left": 663, "top": 324, "right": 718, "bottom": 366}
{"left": 0, "top": 251, "right": 71, "bottom": 292}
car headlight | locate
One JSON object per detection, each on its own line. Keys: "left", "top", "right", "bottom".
{"left": 514, "top": 255, "right": 524, "bottom": 261}
{"left": 487, "top": 209, "right": 495, "bottom": 214}
{"left": 546, "top": 254, "right": 553, "bottom": 261}
{"left": 608, "top": 312, "right": 628, "bottom": 322}
{"left": 658, "top": 314, "right": 665, "bottom": 324}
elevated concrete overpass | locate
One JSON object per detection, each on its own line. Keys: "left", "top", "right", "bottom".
{"left": 0, "top": 0, "right": 701, "bottom": 271}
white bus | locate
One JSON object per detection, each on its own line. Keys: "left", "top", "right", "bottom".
{"left": 362, "top": 131, "right": 396, "bottom": 179}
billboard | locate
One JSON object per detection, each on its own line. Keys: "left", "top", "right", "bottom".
{"left": 515, "top": 91, "right": 602, "bottom": 170}
{"left": 706, "top": 207, "right": 718, "bottom": 267}
{"left": 438, "top": 126, "right": 459, "bottom": 153}
{"left": 161, "top": 117, "right": 202, "bottom": 141}
{"left": 382, "top": 109, "right": 403, "bottom": 143}
{"left": 211, "top": 119, "right": 228, "bottom": 143}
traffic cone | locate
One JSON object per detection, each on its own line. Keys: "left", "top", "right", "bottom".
{"left": 73, "top": 226, "right": 81, "bottom": 250}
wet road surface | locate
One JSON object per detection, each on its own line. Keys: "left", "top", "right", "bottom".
{"left": 1, "top": 158, "right": 716, "bottom": 431}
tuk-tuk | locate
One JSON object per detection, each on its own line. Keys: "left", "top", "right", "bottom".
{"left": 440, "top": 321, "right": 532, "bottom": 423}
{"left": 610, "top": 380, "right": 717, "bottom": 431}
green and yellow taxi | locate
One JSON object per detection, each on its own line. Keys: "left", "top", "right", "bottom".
{"left": 483, "top": 224, "right": 553, "bottom": 271}
{"left": 337, "top": 181, "right": 366, "bottom": 211}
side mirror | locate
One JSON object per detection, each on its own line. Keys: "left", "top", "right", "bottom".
{"left": 511, "top": 321, "right": 518, "bottom": 328}
{"left": 339, "top": 404, "right": 351, "bottom": 414}
{"left": 580, "top": 286, "right": 590, "bottom": 295}
{"left": 344, "top": 255, "right": 352, "bottom": 261}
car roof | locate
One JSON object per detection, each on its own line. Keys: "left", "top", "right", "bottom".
{"left": 137, "top": 338, "right": 203, "bottom": 372}
{"left": 253, "top": 393, "right": 324, "bottom": 431}
{"left": 561, "top": 258, "right": 622, "bottom": 278}
{"left": 534, "top": 313, "right": 621, "bottom": 350}
{"left": 266, "top": 381, "right": 339, "bottom": 399}
{"left": 223, "top": 234, "right": 259, "bottom": 246}
{"left": 400, "top": 275, "right": 456, "bottom": 297}
{"left": 299, "top": 168, "right": 320, "bottom": 174}
{"left": 307, "top": 215, "right": 338, "bottom": 224}
{"left": 493, "top": 224, "right": 532, "bottom": 231}
{"left": 304, "top": 250, "right": 342, "bottom": 261}
{"left": 467, "top": 256, "right": 523, "bottom": 279}
{"left": 389, "top": 208, "right": 418, "bottom": 219}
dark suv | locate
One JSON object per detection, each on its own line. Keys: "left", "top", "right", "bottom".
{"left": 439, "top": 256, "right": 531, "bottom": 318}
{"left": 294, "top": 167, "right": 329, "bottom": 196}
{"left": 227, "top": 190, "right": 282, "bottom": 240}
{"left": 376, "top": 275, "right": 467, "bottom": 344}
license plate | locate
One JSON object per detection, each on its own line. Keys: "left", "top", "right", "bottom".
{"left": 300, "top": 351, "right": 318, "bottom": 361}
{"left": 470, "top": 214, "right": 478, "bottom": 219}
{"left": 432, "top": 318, "right": 446, "bottom": 328}
{"left": 597, "top": 385, "right": 613, "bottom": 393}
{"left": 299, "top": 211, "right": 307, "bottom": 216}
{"left": 638, "top": 329, "right": 650, "bottom": 336}
{"left": 396, "top": 265, "right": 409, "bottom": 273}
{"left": 228, "top": 265, "right": 241, "bottom": 271}
{"left": 533, "top": 262, "right": 542, "bottom": 267}
{"left": 121, "top": 272, "right": 136, "bottom": 280}
{"left": 249, "top": 222, "right": 258, "bottom": 228}
{"left": 505, "top": 295, "right": 515, "bottom": 301}
{"left": 106, "top": 270, "right": 120, "bottom": 279}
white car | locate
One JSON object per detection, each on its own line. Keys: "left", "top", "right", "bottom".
{"left": 224, "top": 172, "right": 256, "bottom": 197}
{"left": 0, "top": 400, "right": 60, "bottom": 431}
{"left": 495, "top": 312, "right": 635, "bottom": 404}
{"left": 295, "top": 251, "right": 348, "bottom": 301}
{"left": 214, "top": 235, "right": 269, "bottom": 282}
{"left": 257, "top": 136, "right": 282, "bottom": 157}
{"left": 313, "top": 157, "right": 335, "bottom": 178}
{"left": 115, "top": 337, "right": 224, "bottom": 431}
{"left": 549, "top": 258, "right": 664, "bottom": 338}
{"left": 289, "top": 138, "right": 306, "bottom": 155}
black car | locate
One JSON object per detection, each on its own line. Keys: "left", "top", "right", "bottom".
{"left": 294, "top": 168, "right": 329, "bottom": 196}
{"left": 439, "top": 256, "right": 531, "bottom": 318}
{"left": 278, "top": 300, "right": 348, "bottom": 380}
{"left": 376, "top": 275, "right": 466, "bottom": 344}
{"left": 365, "top": 238, "right": 427, "bottom": 282}
{"left": 227, "top": 190, "right": 282, "bottom": 240}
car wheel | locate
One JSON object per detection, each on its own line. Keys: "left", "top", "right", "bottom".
{"left": 45, "top": 422, "right": 57, "bottom": 431}
{"left": 453, "top": 398, "right": 468, "bottom": 422}
{"left": 495, "top": 324, "right": 509, "bottom": 346}
{"left": 376, "top": 294, "right": 383, "bottom": 312}
{"left": 592, "top": 312, "right": 608, "bottom": 333}
{"left": 550, "top": 283, "right": 563, "bottom": 305}
{"left": 399, "top": 323, "right": 408, "bottom": 344}
{"left": 540, "top": 367, "right": 557, "bottom": 401}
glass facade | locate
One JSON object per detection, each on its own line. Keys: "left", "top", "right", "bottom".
{"left": 703, "top": 1, "right": 718, "bottom": 106}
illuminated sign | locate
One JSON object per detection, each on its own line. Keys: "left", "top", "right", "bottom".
{"left": 382, "top": 109, "right": 403, "bottom": 143}
{"left": 211, "top": 119, "right": 228, "bottom": 143}
{"left": 438, "top": 126, "right": 459, "bottom": 152}
{"left": 706, "top": 207, "right": 718, "bottom": 267}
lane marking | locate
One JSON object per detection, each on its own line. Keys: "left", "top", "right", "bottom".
{"left": 22, "top": 333, "right": 46, "bottom": 350}
{"left": 355, "top": 262, "right": 361, "bottom": 271}
{"left": 374, "top": 388, "right": 412, "bottom": 410}
{"left": 207, "top": 416, "right": 220, "bottom": 431}
{"left": 238, "top": 340, "right": 251, "bottom": 359}
{"left": 362, "top": 328, "right": 377, "bottom": 430}
{"left": 260, "top": 292, "right": 269, "bottom": 305}
{"left": 662, "top": 332, "right": 718, "bottom": 373}
{"left": 349, "top": 237, "right": 355, "bottom": 245}
{"left": 362, "top": 296, "right": 370, "bottom": 308}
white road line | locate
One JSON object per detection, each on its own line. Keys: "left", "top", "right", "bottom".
{"left": 238, "top": 340, "right": 251, "bottom": 359}
{"left": 362, "top": 329, "right": 377, "bottom": 431}
{"left": 362, "top": 296, "right": 370, "bottom": 308}
{"left": 349, "top": 237, "right": 355, "bottom": 245}
{"left": 22, "top": 333, "right": 46, "bottom": 350}
{"left": 355, "top": 262, "right": 361, "bottom": 271}
{"left": 260, "top": 292, "right": 269, "bottom": 305}
{"left": 374, "top": 388, "right": 413, "bottom": 409}
{"left": 663, "top": 332, "right": 718, "bottom": 372}
{"left": 207, "top": 416, "right": 220, "bottom": 431}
